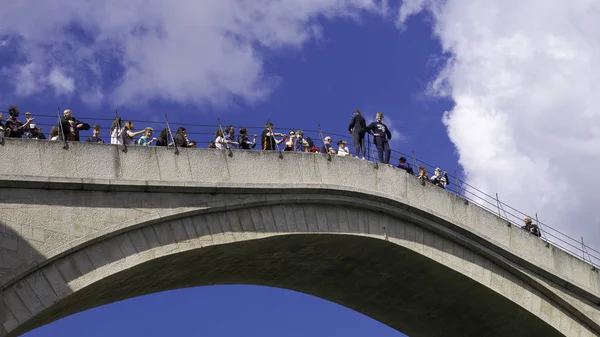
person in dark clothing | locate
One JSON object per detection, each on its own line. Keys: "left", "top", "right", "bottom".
{"left": 173, "top": 127, "right": 189, "bottom": 148}
{"left": 60, "top": 109, "right": 89, "bottom": 141}
{"left": 0, "top": 111, "right": 6, "bottom": 138}
{"left": 348, "top": 109, "right": 367, "bottom": 159}
{"left": 523, "top": 216, "right": 541, "bottom": 237}
{"left": 320, "top": 136, "right": 336, "bottom": 154}
{"left": 156, "top": 128, "right": 169, "bottom": 146}
{"left": 86, "top": 125, "right": 104, "bottom": 143}
{"left": 261, "top": 122, "right": 285, "bottom": 150}
{"left": 5, "top": 106, "right": 33, "bottom": 138}
{"left": 366, "top": 112, "right": 392, "bottom": 164}
{"left": 238, "top": 128, "right": 257, "bottom": 149}
{"left": 397, "top": 157, "right": 414, "bottom": 175}
{"left": 28, "top": 124, "right": 46, "bottom": 140}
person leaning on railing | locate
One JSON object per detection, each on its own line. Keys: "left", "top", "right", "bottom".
{"left": 417, "top": 166, "right": 429, "bottom": 186}
{"left": 523, "top": 216, "right": 541, "bottom": 237}
{"left": 430, "top": 167, "right": 450, "bottom": 189}
{"left": 397, "top": 157, "right": 415, "bottom": 175}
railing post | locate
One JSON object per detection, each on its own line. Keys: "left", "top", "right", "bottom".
{"left": 495, "top": 193, "right": 501, "bottom": 216}
{"left": 535, "top": 213, "right": 549, "bottom": 247}
{"left": 217, "top": 117, "right": 233, "bottom": 157}
{"left": 57, "top": 107, "right": 68, "bottom": 150}
{"left": 116, "top": 109, "right": 127, "bottom": 153}
{"left": 318, "top": 124, "right": 331, "bottom": 162}
{"left": 165, "top": 114, "right": 179, "bottom": 155}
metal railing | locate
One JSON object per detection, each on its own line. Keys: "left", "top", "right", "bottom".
{"left": 1, "top": 110, "right": 598, "bottom": 270}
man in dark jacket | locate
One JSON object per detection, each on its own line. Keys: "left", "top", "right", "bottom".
{"left": 261, "top": 122, "right": 284, "bottom": 150}
{"left": 60, "top": 109, "right": 89, "bottom": 141}
{"left": 173, "top": 127, "right": 189, "bottom": 147}
{"left": 348, "top": 109, "right": 367, "bottom": 159}
{"left": 366, "top": 112, "right": 392, "bottom": 164}
{"left": 5, "top": 106, "right": 33, "bottom": 138}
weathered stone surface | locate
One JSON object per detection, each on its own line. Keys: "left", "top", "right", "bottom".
{"left": 0, "top": 140, "right": 599, "bottom": 337}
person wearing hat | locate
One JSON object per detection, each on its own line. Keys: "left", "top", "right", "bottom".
{"left": 321, "top": 136, "right": 336, "bottom": 155}
{"left": 28, "top": 124, "right": 46, "bottom": 140}
{"left": 430, "top": 167, "right": 450, "bottom": 188}
{"left": 523, "top": 216, "right": 541, "bottom": 237}
{"left": 337, "top": 140, "right": 351, "bottom": 157}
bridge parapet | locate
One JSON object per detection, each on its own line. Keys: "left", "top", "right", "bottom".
{"left": 1, "top": 139, "right": 600, "bottom": 336}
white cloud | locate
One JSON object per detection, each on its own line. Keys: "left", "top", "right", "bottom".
{"left": 0, "top": 0, "right": 384, "bottom": 106}
{"left": 48, "top": 69, "right": 75, "bottom": 95}
{"left": 400, "top": 1, "right": 600, "bottom": 250}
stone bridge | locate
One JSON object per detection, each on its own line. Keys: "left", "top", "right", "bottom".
{"left": 0, "top": 139, "right": 599, "bottom": 337}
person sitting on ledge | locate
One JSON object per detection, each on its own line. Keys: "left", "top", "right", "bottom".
{"left": 337, "top": 140, "right": 351, "bottom": 156}
{"left": 417, "top": 166, "right": 429, "bottom": 186}
{"left": 523, "top": 216, "right": 541, "bottom": 237}
{"left": 28, "top": 124, "right": 46, "bottom": 140}
{"left": 321, "top": 136, "right": 336, "bottom": 155}
{"left": 430, "top": 167, "right": 450, "bottom": 189}
{"left": 397, "top": 157, "right": 415, "bottom": 175}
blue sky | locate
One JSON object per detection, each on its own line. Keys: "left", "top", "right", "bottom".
{"left": 2, "top": 0, "right": 600, "bottom": 336}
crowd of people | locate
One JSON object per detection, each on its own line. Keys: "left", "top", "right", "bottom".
{"left": 0, "top": 105, "right": 543, "bottom": 237}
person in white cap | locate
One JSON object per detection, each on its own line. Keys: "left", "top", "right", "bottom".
{"left": 321, "top": 136, "right": 336, "bottom": 155}
{"left": 430, "top": 167, "right": 450, "bottom": 189}
{"left": 28, "top": 124, "right": 46, "bottom": 140}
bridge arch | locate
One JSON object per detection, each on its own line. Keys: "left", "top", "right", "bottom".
{"left": 1, "top": 141, "right": 599, "bottom": 336}
{"left": 0, "top": 199, "right": 580, "bottom": 337}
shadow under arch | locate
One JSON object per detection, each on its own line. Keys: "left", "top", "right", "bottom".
{"left": 12, "top": 234, "right": 562, "bottom": 337}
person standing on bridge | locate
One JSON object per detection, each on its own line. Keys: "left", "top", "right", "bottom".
{"left": 348, "top": 109, "right": 367, "bottom": 160}
{"left": 5, "top": 106, "right": 34, "bottom": 138}
{"left": 366, "top": 112, "right": 392, "bottom": 164}
{"left": 238, "top": 128, "right": 257, "bottom": 150}
{"left": 60, "top": 109, "right": 89, "bottom": 142}
{"left": 261, "top": 122, "right": 285, "bottom": 151}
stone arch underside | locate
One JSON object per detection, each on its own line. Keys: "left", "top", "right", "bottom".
{"left": 2, "top": 202, "right": 589, "bottom": 337}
